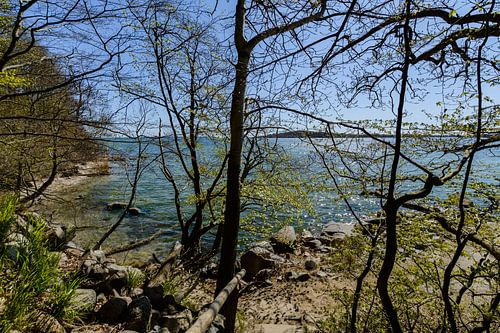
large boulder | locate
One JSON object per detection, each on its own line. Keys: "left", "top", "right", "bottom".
{"left": 97, "top": 296, "right": 131, "bottom": 323}
{"left": 241, "top": 246, "right": 285, "bottom": 280}
{"left": 270, "top": 226, "right": 296, "bottom": 253}
{"left": 126, "top": 296, "right": 152, "bottom": 333}
{"left": 70, "top": 289, "right": 97, "bottom": 313}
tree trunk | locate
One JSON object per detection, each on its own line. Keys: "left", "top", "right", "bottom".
{"left": 215, "top": 50, "right": 250, "bottom": 332}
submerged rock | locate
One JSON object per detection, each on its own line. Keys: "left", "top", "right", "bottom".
{"left": 128, "top": 207, "right": 142, "bottom": 215}
{"left": 107, "top": 202, "right": 128, "bottom": 210}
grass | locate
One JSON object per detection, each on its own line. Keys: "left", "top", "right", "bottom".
{"left": 0, "top": 195, "right": 83, "bottom": 332}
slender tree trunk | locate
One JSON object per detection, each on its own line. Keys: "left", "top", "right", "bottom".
{"left": 215, "top": 49, "right": 250, "bottom": 332}
{"left": 376, "top": 2, "right": 412, "bottom": 332}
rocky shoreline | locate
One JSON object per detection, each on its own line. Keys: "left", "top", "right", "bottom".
{"left": 6, "top": 200, "right": 359, "bottom": 333}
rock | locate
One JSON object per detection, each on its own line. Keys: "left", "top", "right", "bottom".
{"left": 316, "top": 271, "right": 328, "bottom": 278}
{"left": 304, "top": 239, "right": 322, "bottom": 250}
{"left": 126, "top": 296, "right": 152, "bottom": 333}
{"left": 321, "top": 222, "right": 354, "bottom": 237}
{"left": 128, "top": 207, "right": 142, "bottom": 215}
{"left": 45, "top": 225, "right": 67, "bottom": 249}
{"left": 300, "top": 229, "right": 314, "bottom": 240}
{"left": 65, "top": 241, "right": 84, "bottom": 256}
{"left": 305, "top": 259, "right": 319, "bottom": 270}
{"left": 362, "top": 217, "right": 385, "bottom": 225}
{"left": 143, "top": 285, "right": 165, "bottom": 309}
{"left": 319, "top": 234, "right": 346, "bottom": 247}
{"left": 241, "top": 246, "right": 286, "bottom": 280}
{"left": 130, "top": 288, "right": 144, "bottom": 298}
{"left": 4, "top": 241, "right": 23, "bottom": 261}
{"left": 31, "top": 311, "right": 66, "bottom": 333}
{"left": 90, "top": 249, "right": 107, "bottom": 262}
{"left": 107, "top": 201, "right": 128, "bottom": 210}
{"left": 271, "top": 226, "right": 296, "bottom": 253}
{"left": 160, "top": 309, "right": 192, "bottom": 333}
{"left": 97, "top": 296, "right": 131, "bottom": 323}
{"left": 254, "top": 240, "right": 275, "bottom": 253}
{"left": 70, "top": 289, "right": 97, "bottom": 313}
{"left": 200, "top": 262, "right": 218, "bottom": 279}
{"left": 254, "top": 268, "right": 273, "bottom": 281}
{"left": 57, "top": 252, "right": 69, "bottom": 267}
{"left": 285, "top": 271, "right": 310, "bottom": 282}
{"left": 97, "top": 293, "right": 107, "bottom": 303}
{"left": 258, "top": 324, "right": 296, "bottom": 333}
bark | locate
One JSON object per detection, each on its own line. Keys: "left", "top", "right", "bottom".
{"left": 376, "top": 2, "right": 412, "bottom": 332}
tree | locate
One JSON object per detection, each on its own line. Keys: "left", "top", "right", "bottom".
{"left": 0, "top": 0, "right": 126, "bottom": 202}
{"left": 215, "top": 1, "right": 342, "bottom": 330}
{"left": 296, "top": 0, "right": 500, "bottom": 330}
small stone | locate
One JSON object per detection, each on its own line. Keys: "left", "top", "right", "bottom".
{"left": 90, "top": 250, "right": 106, "bottom": 262}
{"left": 316, "top": 271, "right": 328, "bottom": 278}
{"left": 305, "top": 259, "right": 319, "bottom": 271}
{"left": 296, "top": 272, "right": 311, "bottom": 282}
{"left": 254, "top": 241, "right": 275, "bottom": 253}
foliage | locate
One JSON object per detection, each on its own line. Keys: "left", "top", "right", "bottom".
{"left": 0, "top": 195, "right": 82, "bottom": 332}
{"left": 322, "top": 199, "right": 500, "bottom": 332}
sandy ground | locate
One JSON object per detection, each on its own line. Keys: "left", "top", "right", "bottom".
{"left": 186, "top": 247, "right": 350, "bottom": 333}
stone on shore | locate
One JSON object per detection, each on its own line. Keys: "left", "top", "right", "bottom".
{"left": 97, "top": 296, "right": 131, "bottom": 323}
{"left": 241, "top": 247, "right": 286, "bottom": 280}
{"left": 270, "top": 226, "right": 296, "bottom": 253}
{"left": 70, "top": 289, "right": 97, "bottom": 313}
{"left": 126, "top": 296, "right": 152, "bottom": 333}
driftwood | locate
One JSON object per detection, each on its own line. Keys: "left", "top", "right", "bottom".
{"left": 146, "top": 241, "right": 183, "bottom": 287}
{"left": 186, "top": 269, "right": 246, "bottom": 333}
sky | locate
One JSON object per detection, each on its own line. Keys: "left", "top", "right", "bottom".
{"left": 26, "top": 0, "right": 500, "bottom": 134}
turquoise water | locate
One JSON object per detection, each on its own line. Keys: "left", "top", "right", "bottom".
{"left": 47, "top": 137, "right": 498, "bottom": 262}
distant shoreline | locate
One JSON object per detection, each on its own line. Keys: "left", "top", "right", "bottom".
{"left": 265, "top": 130, "right": 465, "bottom": 139}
